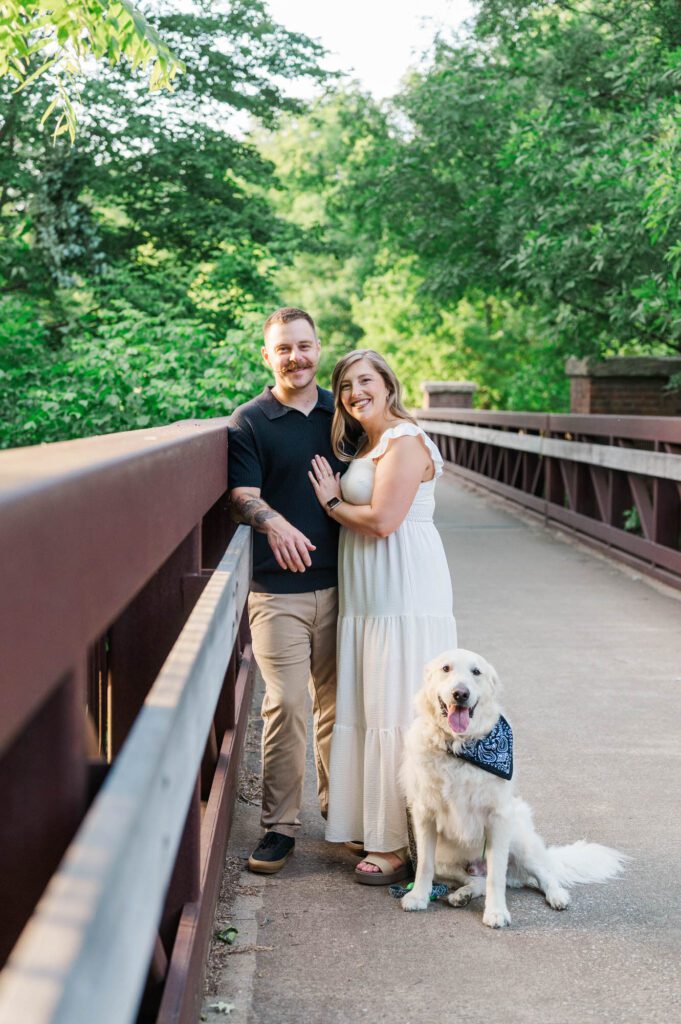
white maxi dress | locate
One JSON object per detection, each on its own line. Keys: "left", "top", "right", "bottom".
{"left": 325, "top": 423, "right": 457, "bottom": 852}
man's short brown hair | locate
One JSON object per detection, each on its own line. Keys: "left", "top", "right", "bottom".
{"left": 263, "top": 306, "right": 317, "bottom": 339}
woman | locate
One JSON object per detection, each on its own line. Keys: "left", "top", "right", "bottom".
{"left": 308, "top": 349, "right": 457, "bottom": 884}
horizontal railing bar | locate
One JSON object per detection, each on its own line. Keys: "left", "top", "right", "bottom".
{"left": 0, "top": 526, "right": 252, "bottom": 1024}
{"left": 550, "top": 503, "right": 681, "bottom": 573}
{"left": 420, "top": 409, "right": 549, "bottom": 430}
{"left": 157, "top": 643, "right": 254, "bottom": 1024}
{"left": 0, "top": 421, "right": 230, "bottom": 753}
{"left": 0, "top": 420, "right": 231, "bottom": 498}
{"left": 547, "top": 415, "right": 681, "bottom": 442}
{"left": 419, "top": 409, "right": 681, "bottom": 443}
{"left": 420, "top": 420, "right": 681, "bottom": 482}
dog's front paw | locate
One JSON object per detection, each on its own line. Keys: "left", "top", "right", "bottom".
{"left": 401, "top": 892, "right": 429, "bottom": 912}
{"left": 448, "top": 885, "right": 474, "bottom": 907}
{"left": 482, "top": 905, "right": 511, "bottom": 929}
{"left": 546, "top": 884, "right": 570, "bottom": 911}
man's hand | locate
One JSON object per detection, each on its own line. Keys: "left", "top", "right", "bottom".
{"left": 230, "top": 487, "right": 315, "bottom": 572}
{"left": 263, "top": 514, "right": 315, "bottom": 572}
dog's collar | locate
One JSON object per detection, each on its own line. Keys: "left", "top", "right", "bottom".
{"left": 445, "top": 715, "right": 514, "bottom": 781}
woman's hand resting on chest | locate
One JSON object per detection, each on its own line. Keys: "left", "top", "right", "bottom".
{"left": 309, "top": 455, "right": 342, "bottom": 509}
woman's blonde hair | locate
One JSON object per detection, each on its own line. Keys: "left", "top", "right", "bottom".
{"left": 330, "top": 349, "right": 416, "bottom": 461}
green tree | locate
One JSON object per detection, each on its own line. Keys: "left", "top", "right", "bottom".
{"left": 375, "top": 0, "right": 681, "bottom": 354}
{"left": 256, "top": 1, "right": 681, "bottom": 409}
{"left": 255, "top": 89, "right": 391, "bottom": 382}
{"left": 0, "top": 0, "right": 182, "bottom": 138}
{"left": 0, "top": 1, "right": 327, "bottom": 448}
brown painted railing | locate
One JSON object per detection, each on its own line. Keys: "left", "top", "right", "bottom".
{"left": 419, "top": 410, "right": 681, "bottom": 590}
{"left": 0, "top": 421, "right": 253, "bottom": 1024}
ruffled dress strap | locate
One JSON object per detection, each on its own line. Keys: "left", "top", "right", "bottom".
{"left": 368, "top": 422, "right": 444, "bottom": 479}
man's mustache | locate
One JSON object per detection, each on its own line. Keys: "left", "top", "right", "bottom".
{"left": 283, "top": 362, "right": 313, "bottom": 373}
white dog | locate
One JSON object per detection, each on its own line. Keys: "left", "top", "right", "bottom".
{"left": 401, "top": 648, "right": 626, "bottom": 928}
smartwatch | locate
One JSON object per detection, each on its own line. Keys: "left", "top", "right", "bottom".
{"left": 326, "top": 496, "right": 343, "bottom": 512}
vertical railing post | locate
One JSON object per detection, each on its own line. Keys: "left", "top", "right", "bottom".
{"left": 652, "top": 477, "right": 679, "bottom": 547}
{"left": 608, "top": 469, "right": 631, "bottom": 533}
{"left": 545, "top": 457, "right": 563, "bottom": 507}
{"left": 108, "top": 526, "right": 203, "bottom": 756}
{"left": 159, "top": 777, "right": 202, "bottom": 954}
{"left": 0, "top": 669, "right": 87, "bottom": 968}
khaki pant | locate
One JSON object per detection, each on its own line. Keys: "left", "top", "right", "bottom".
{"left": 248, "top": 588, "right": 337, "bottom": 838}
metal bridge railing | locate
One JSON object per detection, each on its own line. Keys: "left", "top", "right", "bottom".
{"left": 0, "top": 421, "right": 253, "bottom": 1024}
{"left": 419, "top": 410, "right": 681, "bottom": 590}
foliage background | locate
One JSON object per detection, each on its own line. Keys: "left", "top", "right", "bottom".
{"left": 1, "top": 0, "right": 679, "bottom": 448}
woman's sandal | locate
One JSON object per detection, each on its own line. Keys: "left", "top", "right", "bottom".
{"left": 353, "top": 847, "right": 411, "bottom": 886}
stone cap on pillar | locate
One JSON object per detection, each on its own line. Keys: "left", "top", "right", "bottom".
{"left": 565, "top": 355, "right": 681, "bottom": 378}
{"left": 565, "top": 355, "right": 681, "bottom": 415}
{"left": 421, "top": 381, "right": 477, "bottom": 409}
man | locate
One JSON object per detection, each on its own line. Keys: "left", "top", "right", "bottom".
{"left": 228, "top": 307, "right": 344, "bottom": 873}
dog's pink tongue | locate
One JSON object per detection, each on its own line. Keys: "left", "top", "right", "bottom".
{"left": 448, "top": 707, "right": 470, "bottom": 733}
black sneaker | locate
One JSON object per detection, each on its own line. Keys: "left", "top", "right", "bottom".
{"left": 248, "top": 831, "right": 295, "bottom": 874}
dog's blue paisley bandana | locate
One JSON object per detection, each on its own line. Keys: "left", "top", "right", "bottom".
{"left": 447, "top": 715, "right": 514, "bottom": 780}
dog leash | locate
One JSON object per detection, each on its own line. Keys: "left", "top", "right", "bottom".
{"left": 388, "top": 881, "right": 449, "bottom": 900}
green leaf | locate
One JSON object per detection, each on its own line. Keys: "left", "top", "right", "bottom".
{"left": 40, "top": 98, "right": 59, "bottom": 126}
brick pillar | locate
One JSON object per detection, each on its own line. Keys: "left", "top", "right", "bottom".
{"left": 565, "top": 357, "right": 681, "bottom": 415}
{"left": 421, "top": 381, "right": 477, "bottom": 409}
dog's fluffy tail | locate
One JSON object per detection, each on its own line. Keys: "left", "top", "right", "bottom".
{"left": 546, "top": 841, "right": 628, "bottom": 886}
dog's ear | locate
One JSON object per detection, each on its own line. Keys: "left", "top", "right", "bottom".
{"left": 423, "top": 653, "right": 440, "bottom": 682}
{"left": 487, "top": 662, "right": 501, "bottom": 692}
{"left": 413, "top": 686, "right": 431, "bottom": 719}
{"left": 414, "top": 656, "right": 440, "bottom": 718}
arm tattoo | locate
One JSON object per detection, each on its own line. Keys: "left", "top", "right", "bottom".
{"left": 231, "top": 494, "right": 279, "bottom": 532}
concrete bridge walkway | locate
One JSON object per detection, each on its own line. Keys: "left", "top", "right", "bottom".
{"left": 202, "top": 473, "right": 681, "bottom": 1024}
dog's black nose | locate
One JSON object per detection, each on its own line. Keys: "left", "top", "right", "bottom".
{"left": 453, "top": 687, "right": 470, "bottom": 705}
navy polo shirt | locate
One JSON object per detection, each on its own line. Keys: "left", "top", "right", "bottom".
{"left": 228, "top": 385, "right": 345, "bottom": 594}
